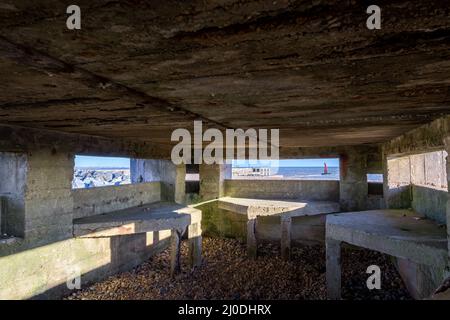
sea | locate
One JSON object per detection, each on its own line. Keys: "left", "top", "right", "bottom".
{"left": 233, "top": 167, "right": 383, "bottom": 182}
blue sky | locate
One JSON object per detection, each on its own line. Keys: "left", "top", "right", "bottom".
{"left": 75, "top": 155, "right": 130, "bottom": 168}
{"left": 74, "top": 156, "right": 339, "bottom": 168}
{"left": 232, "top": 158, "right": 339, "bottom": 167}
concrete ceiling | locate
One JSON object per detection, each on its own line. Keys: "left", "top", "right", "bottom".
{"left": 1, "top": 0, "right": 450, "bottom": 151}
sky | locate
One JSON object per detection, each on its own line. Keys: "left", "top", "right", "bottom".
{"left": 232, "top": 158, "right": 339, "bottom": 168}
{"left": 74, "top": 156, "right": 339, "bottom": 168}
{"left": 75, "top": 155, "right": 130, "bottom": 168}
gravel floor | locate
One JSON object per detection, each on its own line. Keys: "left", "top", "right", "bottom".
{"left": 66, "top": 237, "right": 411, "bottom": 300}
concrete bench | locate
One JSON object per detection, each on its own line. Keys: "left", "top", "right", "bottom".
{"left": 325, "top": 209, "right": 448, "bottom": 299}
{"left": 218, "top": 197, "right": 340, "bottom": 260}
{"left": 73, "top": 202, "right": 202, "bottom": 277}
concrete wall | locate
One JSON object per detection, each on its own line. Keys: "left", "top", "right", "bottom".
{"left": 224, "top": 179, "right": 339, "bottom": 201}
{"left": 412, "top": 185, "right": 447, "bottom": 225}
{"left": 410, "top": 152, "right": 447, "bottom": 189}
{"left": 199, "top": 164, "right": 230, "bottom": 200}
{"left": 131, "top": 159, "right": 185, "bottom": 204}
{"left": 198, "top": 201, "right": 326, "bottom": 245}
{"left": 257, "top": 214, "right": 326, "bottom": 245}
{"left": 199, "top": 202, "right": 247, "bottom": 241}
{"left": 23, "top": 150, "right": 74, "bottom": 242}
{"left": 73, "top": 182, "right": 161, "bottom": 219}
{"left": 382, "top": 117, "right": 450, "bottom": 299}
{"left": 384, "top": 151, "right": 448, "bottom": 224}
{"left": 383, "top": 116, "right": 449, "bottom": 157}
{"left": 367, "top": 195, "right": 385, "bottom": 210}
{"left": 384, "top": 156, "right": 412, "bottom": 209}
{"left": 0, "top": 149, "right": 170, "bottom": 299}
{"left": 0, "top": 229, "right": 169, "bottom": 299}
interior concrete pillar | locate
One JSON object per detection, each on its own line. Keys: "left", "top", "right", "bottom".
{"left": 188, "top": 222, "right": 202, "bottom": 268}
{"left": 24, "top": 150, "right": 74, "bottom": 241}
{"left": 280, "top": 216, "right": 291, "bottom": 261}
{"left": 339, "top": 149, "right": 368, "bottom": 211}
{"left": 159, "top": 161, "right": 186, "bottom": 204}
{"left": 246, "top": 218, "right": 258, "bottom": 259}
{"left": 131, "top": 159, "right": 185, "bottom": 204}
{"left": 199, "top": 164, "right": 231, "bottom": 200}
{"left": 170, "top": 229, "right": 182, "bottom": 277}
{"left": 326, "top": 238, "right": 342, "bottom": 300}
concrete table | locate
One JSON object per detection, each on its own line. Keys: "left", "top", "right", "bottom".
{"left": 218, "top": 197, "right": 340, "bottom": 260}
{"left": 73, "top": 202, "right": 202, "bottom": 277}
{"left": 325, "top": 209, "right": 448, "bottom": 299}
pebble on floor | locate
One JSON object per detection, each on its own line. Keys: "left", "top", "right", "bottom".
{"left": 65, "top": 237, "right": 411, "bottom": 300}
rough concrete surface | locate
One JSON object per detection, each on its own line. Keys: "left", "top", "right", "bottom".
{"left": 0, "top": 1, "right": 449, "bottom": 153}
{"left": 73, "top": 182, "right": 161, "bottom": 219}
{"left": 0, "top": 0, "right": 449, "bottom": 301}
{"left": 73, "top": 202, "right": 201, "bottom": 238}
{"left": 218, "top": 196, "right": 339, "bottom": 218}
{"left": 326, "top": 210, "right": 447, "bottom": 267}
{"left": 224, "top": 179, "right": 339, "bottom": 201}
{"left": 326, "top": 209, "right": 448, "bottom": 298}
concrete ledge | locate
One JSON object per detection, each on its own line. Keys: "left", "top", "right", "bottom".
{"left": 73, "top": 202, "right": 201, "bottom": 238}
{"left": 326, "top": 209, "right": 447, "bottom": 266}
{"left": 73, "top": 201, "right": 203, "bottom": 277}
{"left": 218, "top": 197, "right": 340, "bottom": 219}
{"left": 218, "top": 197, "right": 340, "bottom": 259}
{"left": 325, "top": 209, "right": 448, "bottom": 299}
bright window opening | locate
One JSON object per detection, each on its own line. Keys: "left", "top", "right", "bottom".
{"left": 231, "top": 159, "right": 340, "bottom": 180}
{"left": 367, "top": 173, "right": 383, "bottom": 183}
{"left": 186, "top": 164, "right": 200, "bottom": 184}
{"left": 73, "top": 155, "right": 131, "bottom": 189}
{"left": 186, "top": 164, "right": 200, "bottom": 204}
{"left": 368, "top": 174, "right": 384, "bottom": 196}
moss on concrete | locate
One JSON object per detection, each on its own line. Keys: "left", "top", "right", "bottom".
{"left": 194, "top": 201, "right": 246, "bottom": 241}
